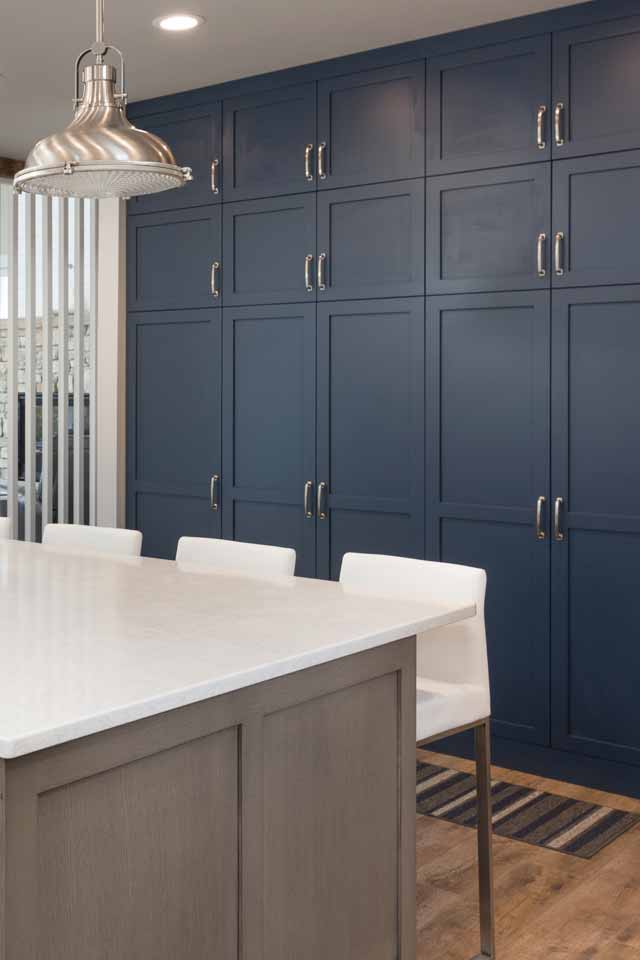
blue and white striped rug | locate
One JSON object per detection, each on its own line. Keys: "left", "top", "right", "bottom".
{"left": 416, "top": 761, "right": 640, "bottom": 859}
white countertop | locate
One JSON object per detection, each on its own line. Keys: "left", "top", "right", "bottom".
{"left": 0, "top": 541, "right": 475, "bottom": 759}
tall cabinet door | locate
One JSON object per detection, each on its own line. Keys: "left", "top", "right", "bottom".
{"left": 551, "top": 286, "right": 640, "bottom": 767}
{"left": 222, "top": 304, "right": 316, "bottom": 577}
{"left": 127, "top": 310, "right": 222, "bottom": 560}
{"left": 316, "top": 298, "right": 425, "bottom": 581}
{"left": 428, "top": 292, "right": 550, "bottom": 744}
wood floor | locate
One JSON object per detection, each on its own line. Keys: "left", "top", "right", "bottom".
{"left": 417, "top": 747, "right": 640, "bottom": 960}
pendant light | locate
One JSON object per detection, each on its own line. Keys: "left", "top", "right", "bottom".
{"left": 14, "top": 0, "right": 192, "bottom": 199}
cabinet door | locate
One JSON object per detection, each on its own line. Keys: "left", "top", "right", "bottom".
{"left": 551, "top": 286, "right": 640, "bottom": 767}
{"left": 427, "top": 36, "right": 551, "bottom": 175}
{"left": 130, "top": 104, "right": 222, "bottom": 215}
{"left": 316, "top": 299, "right": 424, "bottom": 580}
{"left": 552, "top": 151, "right": 640, "bottom": 288}
{"left": 127, "top": 310, "right": 222, "bottom": 560}
{"left": 427, "top": 164, "right": 550, "bottom": 294}
{"left": 222, "top": 304, "right": 316, "bottom": 577}
{"left": 223, "top": 83, "right": 316, "bottom": 201}
{"left": 427, "top": 292, "right": 550, "bottom": 744}
{"left": 317, "top": 180, "right": 424, "bottom": 301}
{"left": 317, "top": 61, "right": 425, "bottom": 190}
{"left": 553, "top": 16, "right": 640, "bottom": 158}
{"left": 127, "top": 207, "right": 222, "bottom": 311}
{"left": 223, "top": 194, "right": 316, "bottom": 307}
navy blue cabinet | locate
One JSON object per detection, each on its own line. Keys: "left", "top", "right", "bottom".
{"left": 317, "top": 61, "right": 425, "bottom": 189}
{"left": 426, "top": 164, "right": 551, "bottom": 294}
{"left": 552, "top": 16, "right": 640, "bottom": 159}
{"left": 316, "top": 299, "right": 425, "bottom": 580}
{"left": 551, "top": 286, "right": 640, "bottom": 767}
{"left": 427, "top": 36, "right": 551, "bottom": 175}
{"left": 127, "top": 207, "right": 222, "bottom": 311}
{"left": 427, "top": 292, "right": 550, "bottom": 744}
{"left": 222, "top": 304, "right": 317, "bottom": 577}
{"left": 222, "top": 83, "right": 316, "bottom": 201}
{"left": 127, "top": 310, "right": 222, "bottom": 560}
{"left": 317, "top": 180, "right": 425, "bottom": 301}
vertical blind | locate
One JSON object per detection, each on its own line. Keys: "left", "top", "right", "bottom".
{"left": 0, "top": 184, "right": 98, "bottom": 540}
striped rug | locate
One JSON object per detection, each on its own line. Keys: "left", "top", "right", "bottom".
{"left": 416, "top": 761, "right": 640, "bottom": 859}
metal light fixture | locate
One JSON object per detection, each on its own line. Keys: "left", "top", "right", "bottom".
{"left": 14, "top": 0, "right": 192, "bottom": 199}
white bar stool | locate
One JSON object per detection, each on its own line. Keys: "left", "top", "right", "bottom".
{"left": 176, "top": 536, "right": 296, "bottom": 578}
{"left": 42, "top": 523, "right": 143, "bottom": 558}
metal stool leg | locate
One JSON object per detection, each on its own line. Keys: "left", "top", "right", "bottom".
{"left": 473, "top": 718, "right": 496, "bottom": 959}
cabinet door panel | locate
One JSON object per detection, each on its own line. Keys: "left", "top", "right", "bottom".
{"left": 317, "top": 180, "right": 424, "bottom": 301}
{"left": 127, "top": 311, "right": 222, "bottom": 559}
{"left": 427, "top": 36, "right": 551, "bottom": 174}
{"left": 127, "top": 207, "right": 222, "bottom": 311}
{"left": 551, "top": 286, "right": 640, "bottom": 766}
{"left": 223, "top": 83, "right": 316, "bottom": 201}
{"left": 318, "top": 61, "right": 425, "bottom": 189}
{"left": 223, "top": 195, "right": 316, "bottom": 306}
{"left": 222, "top": 304, "right": 316, "bottom": 577}
{"left": 427, "top": 164, "right": 550, "bottom": 294}
{"left": 317, "top": 298, "right": 424, "bottom": 580}
{"left": 553, "top": 16, "right": 640, "bottom": 158}
{"left": 552, "top": 152, "right": 640, "bottom": 288}
{"left": 130, "top": 105, "right": 222, "bottom": 214}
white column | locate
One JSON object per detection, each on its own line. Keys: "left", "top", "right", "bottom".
{"left": 23, "top": 194, "right": 36, "bottom": 541}
{"left": 5, "top": 191, "right": 18, "bottom": 537}
{"left": 41, "top": 197, "right": 54, "bottom": 529}
{"left": 72, "top": 200, "right": 85, "bottom": 524}
{"left": 57, "top": 199, "right": 69, "bottom": 524}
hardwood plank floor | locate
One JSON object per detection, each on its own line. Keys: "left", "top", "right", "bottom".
{"left": 417, "top": 747, "right": 640, "bottom": 960}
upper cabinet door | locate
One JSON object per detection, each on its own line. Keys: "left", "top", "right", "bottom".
{"left": 317, "top": 180, "right": 425, "bottom": 301}
{"left": 317, "top": 61, "right": 425, "bottom": 190}
{"left": 552, "top": 151, "right": 640, "bottom": 288}
{"left": 427, "top": 36, "right": 551, "bottom": 175}
{"left": 553, "top": 16, "right": 640, "bottom": 159}
{"left": 130, "top": 105, "right": 222, "bottom": 215}
{"left": 427, "top": 164, "right": 551, "bottom": 295}
{"left": 223, "top": 83, "right": 316, "bottom": 202}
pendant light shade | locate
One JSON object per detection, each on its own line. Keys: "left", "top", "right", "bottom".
{"left": 14, "top": 2, "right": 192, "bottom": 199}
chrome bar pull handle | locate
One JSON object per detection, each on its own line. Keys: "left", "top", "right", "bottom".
{"left": 537, "top": 233, "right": 546, "bottom": 278}
{"left": 536, "top": 105, "right": 547, "bottom": 149}
{"left": 304, "top": 480, "right": 314, "bottom": 518}
{"left": 210, "top": 474, "right": 220, "bottom": 512}
{"left": 554, "top": 102, "right": 565, "bottom": 146}
{"left": 318, "top": 141, "right": 327, "bottom": 180}
{"left": 211, "top": 260, "right": 221, "bottom": 297}
{"left": 554, "top": 496, "right": 565, "bottom": 541}
{"left": 317, "top": 252, "right": 327, "bottom": 291}
{"left": 536, "top": 495, "right": 546, "bottom": 540}
{"left": 211, "top": 158, "right": 220, "bottom": 194}
{"left": 317, "top": 481, "right": 328, "bottom": 520}
{"left": 304, "top": 143, "right": 314, "bottom": 182}
{"left": 554, "top": 232, "right": 565, "bottom": 277}
{"left": 304, "top": 254, "right": 314, "bottom": 292}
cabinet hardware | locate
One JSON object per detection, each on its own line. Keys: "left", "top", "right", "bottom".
{"left": 317, "top": 252, "right": 327, "bottom": 291}
{"left": 211, "top": 158, "right": 220, "bottom": 194}
{"left": 211, "top": 260, "right": 221, "bottom": 297}
{"left": 536, "top": 495, "right": 546, "bottom": 540}
{"left": 554, "top": 102, "right": 565, "bottom": 146}
{"left": 317, "top": 481, "right": 328, "bottom": 520}
{"left": 304, "top": 143, "right": 314, "bottom": 182}
{"left": 210, "top": 474, "right": 220, "bottom": 512}
{"left": 554, "top": 232, "right": 564, "bottom": 276}
{"left": 537, "top": 233, "right": 547, "bottom": 278}
{"left": 304, "top": 480, "right": 314, "bottom": 518}
{"left": 536, "top": 105, "right": 547, "bottom": 150}
{"left": 304, "top": 254, "right": 314, "bottom": 292}
{"left": 554, "top": 496, "right": 564, "bottom": 541}
{"left": 318, "top": 142, "right": 327, "bottom": 180}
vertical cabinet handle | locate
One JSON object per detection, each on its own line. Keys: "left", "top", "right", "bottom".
{"left": 554, "top": 102, "right": 565, "bottom": 146}
{"left": 210, "top": 474, "right": 220, "bottom": 512}
{"left": 536, "top": 105, "right": 547, "bottom": 149}
{"left": 554, "top": 232, "right": 565, "bottom": 277}
{"left": 211, "top": 158, "right": 220, "bottom": 194}
{"left": 304, "top": 254, "right": 314, "bottom": 292}
{"left": 211, "top": 260, "right": 221, "bottom": 297}
{"left": 318, "top": 142, "right": 327, "bottom": 180}
{"left": 554, "top": 497, "right": 565, "bottom": 541}
{"left": 317, "top": 481, "right": 328, "bottom": 520}
{"left": 535, "top": 495, "right": 546, "bottom": 540}
{"left": 304, "top": 143, "right": 314, "bottom": 182}
{"left": 537, "top": 233, "right": 546, "bottom": 278}
{"left": 317, "top": 252, "right": 327, "bottom": 291}
{"left": 304, "top": 480, "right": 314, "bottom": 518}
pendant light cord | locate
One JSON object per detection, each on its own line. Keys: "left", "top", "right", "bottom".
{"left": 96, "top": 0, "right": 105, "bottom": 58}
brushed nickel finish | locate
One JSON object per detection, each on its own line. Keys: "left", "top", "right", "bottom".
{"left": 304, "top": 480, "right": 314, "bottom": 518}
{"left": 210, "top": 474, "right": 220, "bottom": 512}
{"left": 554, "top": 496, "right": 565, "bottom": 541}
{"left": 304, "top": 143, "right": 314, "bottom": 182}
{"left": 211, "top": 261, "right": 221, "bottom": 298}
{"left": 318, "top": 141, "right": 327, "bottom": 180}
{"left": 304, "top": 254, "right": 314, "bottom": 292}
{"left": 211, "top": 158, "right": 220, "bottom": 194}
{"left": 554, "top": 102, "right": 565, "bottom": 146}
{"left": 554, "top": 231, "right": 565, "bottom": 276}
{"left": 317, "top": 481, "right": 328, "bottom": 520}
{"left": 536, "top": 495, "right": 547, "bottom": 540}
{"left": 537, "top": 233, "right": 546, "bottom": 278}
{"left": 537, "top": 104, "right": 547, "bottom": 149}
{"left": 317, "top": 252, "right": 327, "bottom": 291}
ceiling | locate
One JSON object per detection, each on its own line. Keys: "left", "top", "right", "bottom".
{"left": 0, "top": 0, "right": 587, "bottom": 160}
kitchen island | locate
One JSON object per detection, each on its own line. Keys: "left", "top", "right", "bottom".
{"left": 0, "top": 541, "right": 475, "bottom": 960}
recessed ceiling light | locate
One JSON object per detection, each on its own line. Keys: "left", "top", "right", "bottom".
{"left": 153, "top": 12, "right": 205, "bottom": 31}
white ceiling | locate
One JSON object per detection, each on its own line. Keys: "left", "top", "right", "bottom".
{"left": 1, "top": 0, "right": 587, "bottom": 160}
